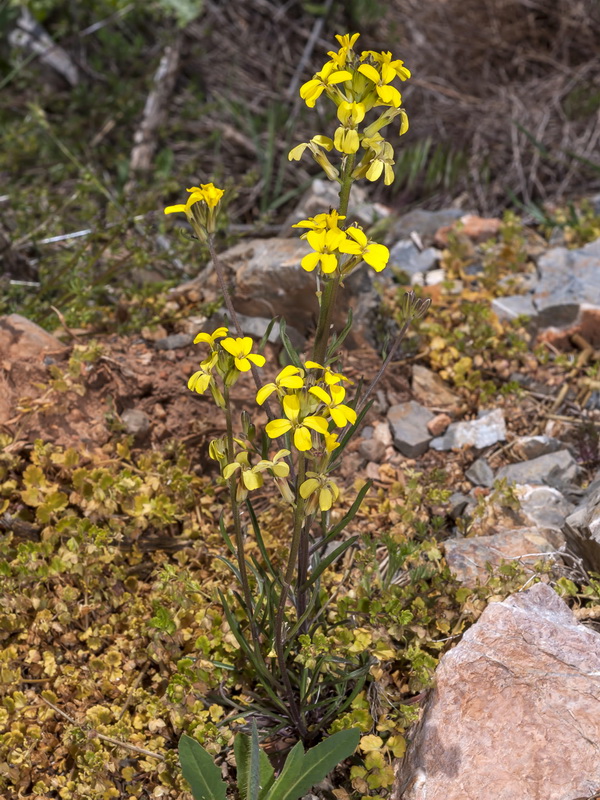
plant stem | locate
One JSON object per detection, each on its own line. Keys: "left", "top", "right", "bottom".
{"left": 311, "top": 154, "right": 355, "bottom": 365}
{"left": 274, "top": 454, "right": 307, "bottom": 738}
{"left": 296, "top": 518, "right": 311, "bottom": 632}
{"left": 224, "top": 386, "right": 260, "bottom": 649}
{"left": 208, "top": 235, "right": 266, "bottom": 402}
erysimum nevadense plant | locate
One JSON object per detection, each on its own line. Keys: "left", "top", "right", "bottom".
{"left": 163, "top": 33, "right": 429, "bottom": 748}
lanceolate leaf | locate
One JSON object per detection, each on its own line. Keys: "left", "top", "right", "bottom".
{"left": 267, "top": 729, "right": 360, "bottom": 800}
{"left": 178, "top": 734, "right": 227, "bottom": 800}
{"left": 266, "top": 741, "right": 305, "bottom": 800}
{"left": 234, "top": 728, "right": 275, "bottom": 800}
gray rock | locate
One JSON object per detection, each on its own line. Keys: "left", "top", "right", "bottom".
{"left": 491, "top": 294, "right": 536, "bottom": 321}
{"left": 430, "top": 408, "right": 506, "bottom": 451}
{"left": 121, "top": 408, "right": 150, "bottom": 441}
{"left": 444, "top": 527, "right": 565, "bottom": 586}
{"left": 534, "top": 238, "right": 600, "bottom": 328}
{"left": 512, "top": 435, "right": 563, "bottom": 460}
{"left": 394, "top": 583, "right": 600, "bottom": 800}
{"left": 516, "top": 484, "right": 575, "bottom": 530}
{"left": 388, "top": 401, "right": 435, "bottom": 458}
{"left": 154, "top": 333, "right": 193, "bottom": 350}
{"left": 465, "top": 457, "right": 494, "bottom": 487}
{"left": 496, "top": 450, "right": 580, "bottom": 489}
{"left": 563, "top": 485, "right": 600, "bottom": 572}
{"left": 387, "top": 239, "right": 439, "bottom": 278}
{"left": 384, "top": 208, "right": 464, "bottom": 245}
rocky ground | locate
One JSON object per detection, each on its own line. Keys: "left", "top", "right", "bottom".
{"left": 2, "top": 183, "right": 600, "bottom": 799}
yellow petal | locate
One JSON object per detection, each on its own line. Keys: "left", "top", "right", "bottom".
{"left": 248, "top": 353, "right": 266, "bottom": 367}
{"left": 300, "top": 478, "right": 320, "bottom": 499}
{"left": 303, "top": 415, "right": 329, "bottom": 434}
{"left": 301, "top": 252, "right": 321, "bottom": 272}
{"left": 256, "top": 383, "right": 277, "bottom": 405}
{"left": 294, "top": 426, "right": 313, "bottom": 451}
{"left": 265, "top": 419, "right": 292, "bottom": 438}
{"left": 164, "top": 204, "right": 187, "bottom": 215}
{"left": 309, "top": 386, "right": 331, "bottom": 404}
{"left": 358, "top": 63, "right": 380, "bottom": 84}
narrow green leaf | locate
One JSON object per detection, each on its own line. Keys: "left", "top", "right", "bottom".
{"left": 326, "top": 308, "right": 353, "bottom": 360}
{"left": 310, "top": 482, "right": 372, "bottom": 553}
{"left": 279, "top": 319, "right": 303, "bottom": 369}
{"left": 234, "top": 733, "right": 251, "bottom": 798}
{"left": 258, "top": 317, "right": 279, "bottom": 353}
{"left": 178, "top": 734, "right": 227, "bottom": 800}
{"left": 301, "top": 536, "right": 359, "bottom": 591}
{"left": 267, "top": 730, "right": 360, "bottom": 800}
{"left": 249, "top": 721, "right": 261, "bottom": 800}
{"left": 246, "top": 498, "right": 278, "bottom": 580}
{"left": 266, "top": 741, "right": 304, "bottom": 800}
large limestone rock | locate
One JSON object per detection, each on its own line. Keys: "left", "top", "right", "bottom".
{"left": 394, "top": 583, "right": 600, "bottom": 800}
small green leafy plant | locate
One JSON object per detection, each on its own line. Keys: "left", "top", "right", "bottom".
{"left": 179, "top": 724, "right": 360, "bottom": 800}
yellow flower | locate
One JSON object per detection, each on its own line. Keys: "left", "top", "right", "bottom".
{"left": 304, "top": 360, "right": 351, "bottom": 386}
{"left": 292, "top": 210, "right": 346, "bottom": 233}
{"left": 357, "top": 63, "right": 402, "bottom": 107}
{"left": 308, "top": 384, "right": 358, "bottom": 427}
{"left": 197, "top": 182, "right": 224, "bottom": 208}
{"left": 334, "top": 127, "right": 360, "bottom": 154}
{"left": 256, "top": 365, "right": 305, "bottom": 406}
{"left": 300, "top": 472, "right": 340, "bottom": 512}
{"left": 338, "top": 226, "right": 390, "bottom": 272}
{"left": 300, "top": 62, "right": 353, "bottom": 108}
{"left": 193, "top": 326, "right": 228, "bottom": 346}
{"left": 164, "top": 188, "right": 206, "bottom": 219}
{"left": 337, "top": 100, "right": 366, "bottom": 127}
{"left": 188, "top": 367, "right": 212, "bottom": 394}
{"left": 253, "top": 449, "right": 291, "bottom": 478}
{"left": 365, "top": 141, "right": 395, "bottom": 185}
{"left": 335, "top": 32, "right": 360, "bottom": 51}
{"left": 366, "top": 50, "right": 411, "bottom": 82}
{"left": 265, "top": 395, "right": 328, "bottom": 452}
{"left": 301, "top": 228, "right": 346, "bottom": 274}
{"left": 220, "top": 337, "right": 266, "bottom": 372}
{"left": 164, "top": 183, "right": 223, "bottom": 217}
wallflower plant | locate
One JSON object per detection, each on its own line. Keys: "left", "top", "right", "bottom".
{"left": 164, "top": 31, "right": 429, "bottom": 757}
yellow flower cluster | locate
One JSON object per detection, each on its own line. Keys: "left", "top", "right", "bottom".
{"left": 187, "top": 326, "right": 265, "bottom": 404}
{"left": 293, "top": 211, "right": 390, "bottom": 275}
{"left": 290, "top": 33, "right": 410, "bottom": 185}
{"left": 255, "top": 361, "right": 356, "bottom": 512}
{"left": 164, "top": 182, "right": 224, "bottom": 239}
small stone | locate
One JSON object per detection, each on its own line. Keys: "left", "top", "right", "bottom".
{"left": 365, "top": 462, "right": 381, "bottom": 481}
{"left": 512, "top": 435, "right": 563, "bottom": 460}
{"left": 359, "top": 437, "right": 386, "bottom": 462}
{"left": 121, "top": 408, "right": 150, "bottom": 442}
{"left": 411, "top": 364, "right": 460, "bottom": 411}
{"left": 448, "top": 492, "right": 476, "bottom": 520}
{"left": 496, "top": 450, "right": 580, "bottom": 489}
{"left": 387, "top": 239, "right": 439, "bottom": 279}
{"left": 430, "top": 408, "right": 506, "bottom": 451}
{"left": 427, "top": 413, "right": 451, "bottom": 437}
{"left": 0, "top": 313, "right": 65, "bottom": 362}
{"left": 154, "top": 333, "right": 193, "bottom": 350}
{"left": 465, "top": 457, "right": 494, "bottom": 487}
{"left": 516, "top": 484, "right": 575, "bottom": 530}
{"left": 444, "top": 527, "right": 565, "bottom": 586}
{"left": 434, "top": 214, "right": 502, "bottom": 247}
{"left": 373, "top": 420, "right": 393, "bottom": 447}
{"left": 141, "top": 324, "right": 168, "bottom": 342}
{"left": 387, "top": 401, "right": 435, "bottom": 458}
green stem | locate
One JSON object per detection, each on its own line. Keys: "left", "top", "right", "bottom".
{"left": 223, "top": 387, "right": 260, "bottom": 650}
{"left": 274, "top": 453, "right": 307, "bottom": 738}
{"left": 311, "top": 154, "right": 356, "bottom": 365}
